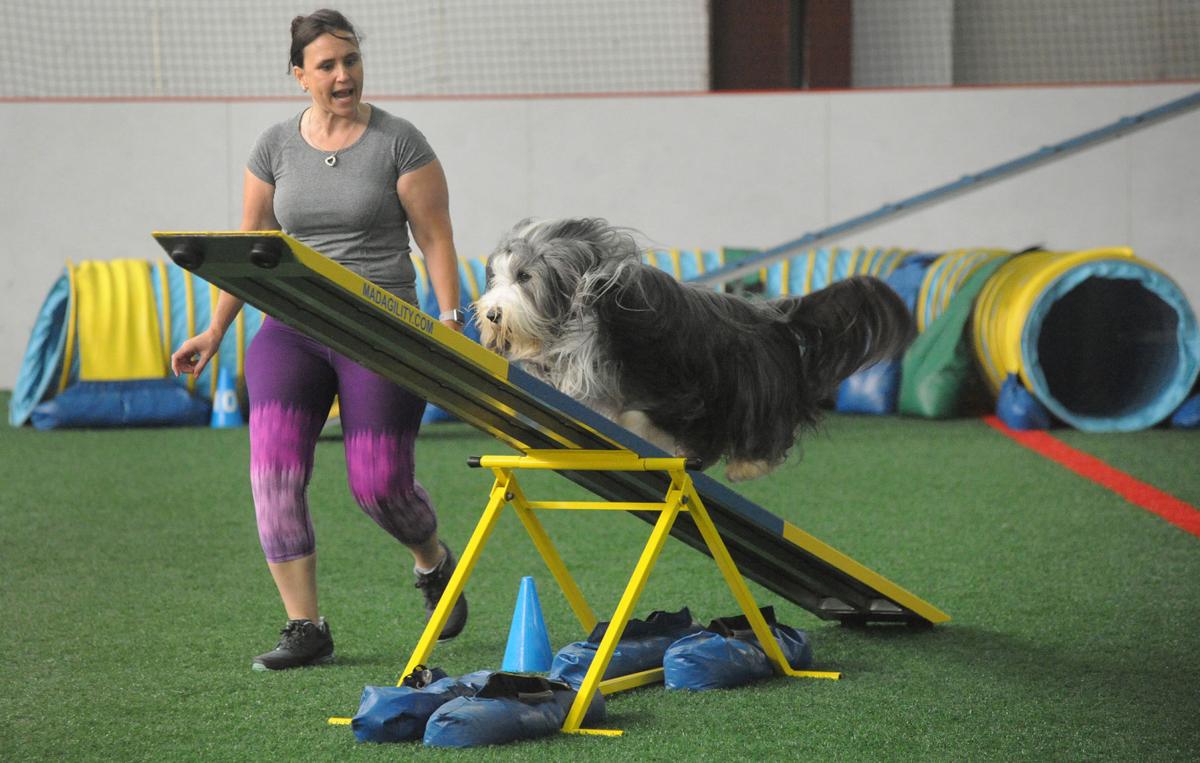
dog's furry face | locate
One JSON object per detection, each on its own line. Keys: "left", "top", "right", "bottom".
{"left": 475, "top": 217, "right": 915, "bottom": 481}
{"left": 475, "top": 218, "right": 641, "bottom": 410}
{"left": 476, "top": 219, "right": 583, "bottom": 362}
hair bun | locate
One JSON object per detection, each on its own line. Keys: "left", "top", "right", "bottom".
{"left": 288, "top": 10, "right": 360, "bottom": 71}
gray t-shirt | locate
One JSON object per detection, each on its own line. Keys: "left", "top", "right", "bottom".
{"left": 247, "top": 105, "right": 436, "bottom": 303}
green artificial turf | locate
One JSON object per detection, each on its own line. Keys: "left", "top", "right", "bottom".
{"left": 2, "top": 393, "right": 1199, "bottom": 761}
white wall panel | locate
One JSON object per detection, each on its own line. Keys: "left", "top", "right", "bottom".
{"left": 521, "top": 94, "right": 830, "bottom": 251}
{"left": 0, "top": 102, "right": 229, "bottom": 386}
{"left": 1, "top": 84, "right": 1197, "bottom": 389}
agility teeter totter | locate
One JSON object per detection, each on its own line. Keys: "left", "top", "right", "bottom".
{"left": 152, "top": 231, "right": 949, "bottom": 735}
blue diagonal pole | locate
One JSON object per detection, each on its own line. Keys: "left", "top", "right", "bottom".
{"left": 691, "top": 90, "right": 1200, "bottom": 288}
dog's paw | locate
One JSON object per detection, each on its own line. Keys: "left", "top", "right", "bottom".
{"left": 725, "top": 459, "right": 773, "bottom": 482}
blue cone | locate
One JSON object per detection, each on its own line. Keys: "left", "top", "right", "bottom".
{"left": 210, "top": 367, "right": 244, "bottom": 428}
{"left": 502, "top": 576, "right": 552, "bottom": 672}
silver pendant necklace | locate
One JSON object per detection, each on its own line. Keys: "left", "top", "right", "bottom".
{"left": 323, "top": 136, "right": 347, "bottom": 167}
{"left": 306, "top": 110, "right": 356, "bottom": 168}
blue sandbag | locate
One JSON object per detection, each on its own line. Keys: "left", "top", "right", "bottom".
{"left": 1171, "top": 393, "right": 1200, "bottom": 428}
{"left": 663, "top": 607, "right": 813, "bottom": 691}
{"left": 835, "top": 360, "right": 901, "bottom": 415}
{"left": 834, "top": 255, "right": 934, "bottom": 414}
{"left": 29, "top": 379, "right": 210, "bottom": 430}
{"left": 549, "top": 607, "right": 703, "bottom": 689}
{"left": 423, "top": 672, "right": 605, "bottom": 748}
{"left": 887, "top": 253, "right": 941, "bottom": 314}
{"left": 550, "top": 641, "right": 671, "bottom": 691}
{"left": 352, "top": 669, "right": 491, "bottom": 744}
{"left": 997, "top": 373, "right": 1052, "bottom": 430}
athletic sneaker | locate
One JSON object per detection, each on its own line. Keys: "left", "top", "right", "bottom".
{"left": 251, "top": 617, "right": 335, "bottom": 671}
{"left": 414, "top": 542, "right": 469, "bottom": 641}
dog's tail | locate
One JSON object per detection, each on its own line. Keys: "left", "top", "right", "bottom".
{"left": 784, "top": 275, "right": 916, "bottom": 397}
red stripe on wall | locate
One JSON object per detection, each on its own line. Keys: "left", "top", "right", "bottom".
{"left": 984, "top": 416, "right": 1200, "bottom": 538}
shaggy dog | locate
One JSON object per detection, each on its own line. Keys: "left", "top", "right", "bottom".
{"left": 475, "top": 218, "right": 915, "bottom": 481}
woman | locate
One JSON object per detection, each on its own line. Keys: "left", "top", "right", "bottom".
{"left": 171, "top": 9, "right": 468, "bottom": 671}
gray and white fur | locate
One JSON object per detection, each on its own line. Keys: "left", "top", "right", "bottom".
{"left": 475, "top": 218, "right": 915, "bottom": 481}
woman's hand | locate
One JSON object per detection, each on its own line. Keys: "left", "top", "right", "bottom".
{"left": 170, "top": 329, "right": 222, "bottom": 378}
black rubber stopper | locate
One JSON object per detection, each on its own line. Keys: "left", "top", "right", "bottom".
{"left": 170, "top": 240, "right": 204, "bottom": 270}
{"left": 249, "top": 239, "right": 282, "bottom": 269}
{"left": 466, "top": 456, "right": 483, "bottom": 468}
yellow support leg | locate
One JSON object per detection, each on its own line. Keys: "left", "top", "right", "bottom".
{"left": 506, "top": 477, "right": 598, "bottom": 632}
{"left": 599, "top": 667, "right": 665, "bottom": 695}
{"left": 398, "top": 470, "right": 513, "bottom": 681}
{"left": 560, "top": 478, "right": 688, "bottom": 734}
{"left": 681, "top": 480, "right": 841, "bottom": 681}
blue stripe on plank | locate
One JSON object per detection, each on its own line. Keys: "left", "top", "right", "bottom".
{"left": 504, "top": 364, "right": 787, "bottom": 537}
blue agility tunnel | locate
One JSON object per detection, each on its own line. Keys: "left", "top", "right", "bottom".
{"left": 974, "top": 248, "right": 1200, "bottom": 431}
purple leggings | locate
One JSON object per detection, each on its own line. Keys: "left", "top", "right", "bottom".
{"left": 245, "top": 317, "right": 437, "bottom": 563}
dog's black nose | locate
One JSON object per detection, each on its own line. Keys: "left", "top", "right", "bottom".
{"left": 486, "top": 307, "right": 502, "bottom": 323}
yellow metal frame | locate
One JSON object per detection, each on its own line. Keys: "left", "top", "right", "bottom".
{"left": 397, "top": 450, "right": 840, "bottom": 737}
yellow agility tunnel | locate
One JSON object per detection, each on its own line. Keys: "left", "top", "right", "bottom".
{"left": 8, "top": 259, "right": 264, "bottom": 428}
{"left": 14, "top": 245, "right": 1197, "bottom": 433}
{"left": 14, "top": 249, "right": 736, "bottom": 429}
{"left": 758, "top": 243, "right": 1199, "bottom": 430}
{"left": 915, "top": 248, "right": 1010, "bottom": 332}
{"left": 973, "top": 247, "right": 1200, "bottom": 431}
